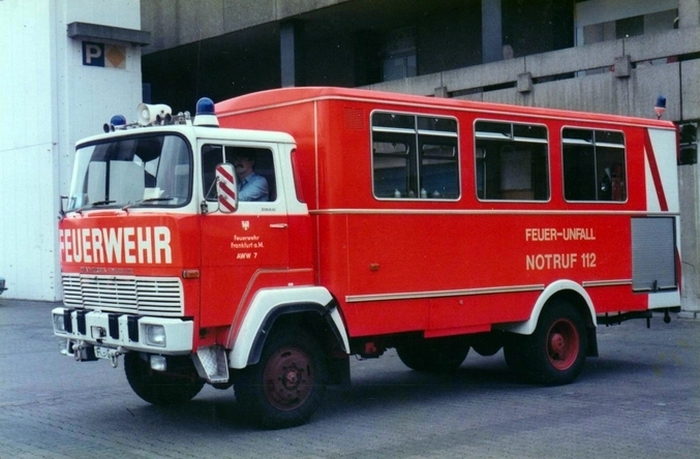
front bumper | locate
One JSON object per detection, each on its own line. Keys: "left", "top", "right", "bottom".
{"left": 52, "top": 307, "right": 193, "bottom": 356}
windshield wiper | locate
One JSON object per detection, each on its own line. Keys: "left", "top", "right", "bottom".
{"left": 121, "top": 197, "right": 173, "bottom": 211}
{"left": 73, "top": 200, "right": 116, "bottom": 214}
{"left": 91, "top": 200, "right": 116, "bottom": 206}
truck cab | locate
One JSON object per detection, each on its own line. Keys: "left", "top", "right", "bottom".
{"left": 53, "top": 98, "right": 349, "bottom": 429}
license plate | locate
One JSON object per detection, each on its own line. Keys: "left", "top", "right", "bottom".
{"left": 94, "top": 345, "right": 115, "bottom": 360}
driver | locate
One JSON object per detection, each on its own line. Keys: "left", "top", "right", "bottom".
{"left": 232, "top": 152, "right": 269, "bottom": 201}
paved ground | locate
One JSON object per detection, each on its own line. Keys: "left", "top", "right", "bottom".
{"left": 0, "top": 298, "right": 698, "bottom": 458}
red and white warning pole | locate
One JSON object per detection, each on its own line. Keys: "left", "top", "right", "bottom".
{"left": 216, "top": 164, "right": 237, "bottom": 212}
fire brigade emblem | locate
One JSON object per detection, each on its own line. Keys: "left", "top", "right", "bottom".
{"left": 242, "top": 221, "right": 250, "bottom": 231}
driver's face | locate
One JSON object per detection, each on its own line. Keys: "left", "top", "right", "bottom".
{"left": 233, "top": 156, "right": 254, "bottom": 178}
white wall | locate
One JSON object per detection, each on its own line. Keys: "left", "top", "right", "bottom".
{"left": 0, "top": 0, "right": 144, "bottom": 301}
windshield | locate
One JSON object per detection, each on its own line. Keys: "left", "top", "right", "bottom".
{"left": 67, "top": 134, "right": 192, "bottom": 211}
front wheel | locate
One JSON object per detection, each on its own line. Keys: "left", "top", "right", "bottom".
{"left": 124, "top": 353, "right": 204, "bottom": 406}
{"left": 234, "top": 329, "right": 327, "bottom": 429}
{"left": 504, "top": 302, "right": 588, "bottom": 386}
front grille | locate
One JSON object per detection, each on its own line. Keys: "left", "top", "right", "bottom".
{"left": 62, "top": 274, "right": 184, "bottom": 316}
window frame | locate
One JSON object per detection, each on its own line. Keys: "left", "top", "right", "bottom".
{"left": 69, "top": 132, "right": 193, "bottom": 211}
{"left": 200, "top": 142, "right": 278, "bottom": 204}
{"left": 561, "top": 127, "right": 627, "bottom": 203}
{"left": 474, "top": 119, "right": 551, "bottom": 203}
{"left": 371, "top": 110, "right": 461, "bottom": 201}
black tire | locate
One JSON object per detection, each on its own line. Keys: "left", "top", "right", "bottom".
{"left": 396, "top": 336, "right": 470, "bottom": 373}
{"left": 469, "top": 333, "right": 503, "bottom": 357}
{"left": 504, "top": 302, "right": 588, "bottom": 386}
{"left": 124, "top": 353, "right": 204, "bottom": 406}
{"left": 234, "top": 329, "right": 327, "bottom": 429}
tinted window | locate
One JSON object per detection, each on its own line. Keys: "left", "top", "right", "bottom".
{"left": 475, "top": 121, "right": 549, "bottom": 201}
{"left": 562, "top": 129, "right": 626, "bottom": 201}
{"left": 372, "top": 112, "right": 459, "bottom": 199}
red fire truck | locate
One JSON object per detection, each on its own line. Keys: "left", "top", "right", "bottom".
{"left": 53, "top": 87, "right": 681, "bottom": 428}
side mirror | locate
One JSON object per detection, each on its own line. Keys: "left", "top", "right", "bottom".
{"left": 215, "top": 163, "right": 238, "bottom": 213}
{"left": 58, "top": 195, "right": 68, "bottom": 220}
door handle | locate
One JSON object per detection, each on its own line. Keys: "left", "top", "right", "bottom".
{"left": 269, "top": 223, "right": 288, "bottom": 229}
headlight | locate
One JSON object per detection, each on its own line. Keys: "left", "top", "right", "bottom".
{"left": 53, "top": 313, "right": 66, "bottom": 333}
{"left": 145, "top": 325, "right": 166, "bottom": 347}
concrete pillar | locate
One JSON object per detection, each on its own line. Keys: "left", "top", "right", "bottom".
{"left": 482, "top": 0, "right": 503, "bottom": 63}
{"left": 516, "top": 72, "right": 532, "bottom": 93}
{"left": 280, "top": 20, "right": 304, "bottom": 87}
{"left": 680, "top": 165, "right": 700, "bottom": 317}
{"left": 678, "top": 0, "right": 700, "bottom": 317}
{"left": 434, "top": 86, "right": 449, "bottom": 97}
{"left": 678, "top": 0, "right": 700, "bottom": 28}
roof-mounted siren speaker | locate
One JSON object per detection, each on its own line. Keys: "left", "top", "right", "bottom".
{"left": 137, "top": 103, "right": 172, "bottom": 126}
{"left": 193, "top": 97, "right": 219, "bottom": 127}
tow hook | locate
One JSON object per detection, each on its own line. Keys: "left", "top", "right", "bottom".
{"left": 110, "top": 347, "right": 126, "bottom": 368}
{"left": 72, "top": 341, "right": 98, "bottom": 362}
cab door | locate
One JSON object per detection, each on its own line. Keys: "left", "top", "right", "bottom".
{"left": 198, "top": 141, "right": 290, "bottom": 327}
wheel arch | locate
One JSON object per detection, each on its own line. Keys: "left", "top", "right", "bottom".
{"left": 496, "top": 280, "right": 597, "bottom": 336}
{"left": 227, "top": 286, "right": 349, "bottom": 369}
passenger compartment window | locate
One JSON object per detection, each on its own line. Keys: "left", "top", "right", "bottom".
{"left": 562, "top": 129, "right": 626, "bottom": 201}
{"left": 372, "top": 112, "right": 459, "bottom": 199}
{"left": 475, "top": 121, "right": 549, "bottom": 201}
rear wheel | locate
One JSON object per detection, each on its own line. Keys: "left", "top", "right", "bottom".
{"left": 396, "top": 336, "right": 470, "bottom": 373}
{"left": 234, "top": 329, "right": 327, "bottom": 429}
{"left": 504, "top": 302, "right": 587, "bottom": 385}
{"left": 469, "top": 333, "right": 503, "bottom": 357}
{"left": 124, "top": 353, "right": 204, "bottom": 406}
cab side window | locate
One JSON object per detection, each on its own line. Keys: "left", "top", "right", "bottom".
{"left": 562, "top": 129, "right": 626, "bottom": 201}
{"left": 201, "top": 145, "right": 277, "bottom": 202}
{"left": 202, "top": 145, "right": 223, "bottom": 199}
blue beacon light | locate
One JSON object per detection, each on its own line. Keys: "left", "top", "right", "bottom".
{"left": 654, "top": 96, "right": 666, "bottom": 120}
{"left": 193, "top": 97, "right": 219, "bottom": 127}
{"left": 103, "top": 114, "right": 127, "bottom": 132}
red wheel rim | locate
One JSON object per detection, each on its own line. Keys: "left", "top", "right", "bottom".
{"left": 546, "top": 318, "right": 580, "bottom": 370}
{"left": 263, "top": 346, "right": 314, "bottom": 411}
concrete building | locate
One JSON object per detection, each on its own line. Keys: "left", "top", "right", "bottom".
{"left": 0, "top": 0, "right": 147, "bottom": 300}
{"left": 141, "top": 0, "right": 699, "bottom": 315}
